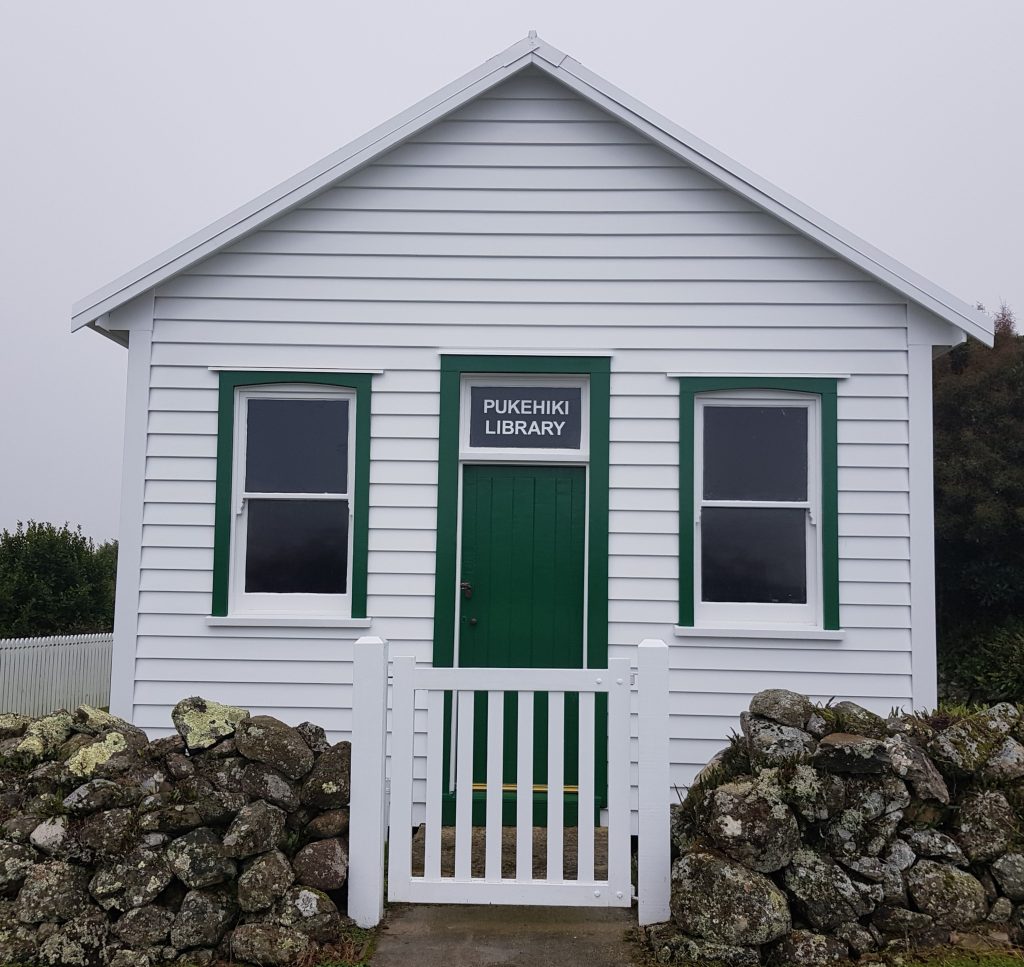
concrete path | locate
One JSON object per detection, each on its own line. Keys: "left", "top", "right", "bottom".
{"left": 372, "top": 904, "right": 640, "bottom": 967}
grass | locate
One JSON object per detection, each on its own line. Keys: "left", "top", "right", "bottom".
{"left": 896, "top": 952, "right": 1024, "bottom": 967}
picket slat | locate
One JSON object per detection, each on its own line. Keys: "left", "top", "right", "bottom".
{"left": 485, "top": 691, "right": 505, "bottom": 880}
{"left": 546, "top": 692, "right": 565, "bottom": 882}
{"left": 516, "top": 691, "right": 534, "bottom": 881}
{"left": 423, "top": 689, "right": 444, "bottom": 880}
{"left": 577, "top": 691, "right": 596, "bottom": 883}
{"left": 454, "top": 691, "right": 474, "bottom": 881}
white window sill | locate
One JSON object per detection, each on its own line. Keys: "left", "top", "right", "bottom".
{"left": 674, "top": 625, "right": 845, "bottom": 641}
{"left": 206, "top": 616, "right": 374, "bottom": 629}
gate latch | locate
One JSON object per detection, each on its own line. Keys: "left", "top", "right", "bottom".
{"left": 460, "top": 582, "right": 473, "bottom": 600}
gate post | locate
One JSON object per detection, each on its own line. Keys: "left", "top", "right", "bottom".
{"left": 637, "top": 638, "right": 671, "bottom": 925}
{"left": 348, "top": 636, "right": 389, "bottom": 928}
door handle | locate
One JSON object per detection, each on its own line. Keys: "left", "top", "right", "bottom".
{"left": 460, "top": 582, "right": 473, "bottom": 600}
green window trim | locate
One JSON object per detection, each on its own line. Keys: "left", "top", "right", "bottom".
{"left": 433, "top": 355, "right": 611, "bottom": 672}
{"left": 677, "top": 377, "right": 840, "bottom": 631}
{"left": 212, "top": 371, "right": 374, "bottom": 619}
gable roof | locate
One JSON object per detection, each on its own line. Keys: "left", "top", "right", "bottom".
{"left": 73, "top": 33, "right": 993, "bottom": 346}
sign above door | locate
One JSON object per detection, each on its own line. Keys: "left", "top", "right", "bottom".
{"left": 468, "top": 385, "right": 582, "bottom": 449}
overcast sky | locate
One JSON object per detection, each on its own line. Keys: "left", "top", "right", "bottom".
{"left": 0, "top": 1, "right": 1020, "bottom": 543}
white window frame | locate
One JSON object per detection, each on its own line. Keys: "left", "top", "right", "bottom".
{"left": 229, "top": 384, "right": 356, "bottom": 617}
{"left": 694, "top": 389, "right": 822, "bottom": 628}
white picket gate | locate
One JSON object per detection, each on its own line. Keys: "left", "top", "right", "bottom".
{"left": 347, "top": 636, "right": 671, "bottom": 928}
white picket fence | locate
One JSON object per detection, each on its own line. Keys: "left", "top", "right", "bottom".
{"left": 0, "top": 633, "right": 113, "bottom": 716}
{"left": 348, "top": 636, "right": 671, "bottom": 928}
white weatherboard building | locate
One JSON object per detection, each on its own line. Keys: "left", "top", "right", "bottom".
{"left": 74, "top": 35, "right": 993, "bottom": 831}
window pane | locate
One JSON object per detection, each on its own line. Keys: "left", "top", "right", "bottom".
{"left": 245, "top": 499, "right": 349, "bottom": 594}
{"left": 703, "top": 406, "right": 808, "bottom": 501}
{"left": 246, "top": 399, "right": 349, "bottom": 494}
{"left": 701, "top": 507, "right": 806, "bottom": 604}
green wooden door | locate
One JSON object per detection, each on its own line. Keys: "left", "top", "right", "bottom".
{"left": 458, "top": 464, "right": 587, "bottom": 823}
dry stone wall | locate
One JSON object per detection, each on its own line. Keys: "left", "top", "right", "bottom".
{"left": 0, "top": 698, "right": 352, "bottom": 967}
{"left": 647, "top": 691, "right": 1024, "bottom": 967}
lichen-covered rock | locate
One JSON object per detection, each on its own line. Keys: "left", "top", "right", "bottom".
{"left": 0, "top": 713, "right": 31, "bottom": 740}
{"left": 305, "top": 808, "right": 350, "bottom": 840}
{"left": 749, "top": 690, "right": 813, "bottom": 729}
{"left": 782, "top": 849, "right": 871, "bottom": 930}
{"left": 236, "top": 715, "right": 315, "bottom": 780}
{"left": 871, "top": 905, "right": 934, "bottom": 935}
{"left": 828, "top": 701, "right": 889, "bottom": 740}
{"left": 30, "top": 815, "right": 69, "bottom": 855}
{"left": 745, "top": 718, "right": 816, "bottom": 768}
{"left": 293, "top": 836, "right": 348, "bottom": 890}
{"left": 884, "top": 734, "right": 950, "bottom": 803}
{"left": 171, "top": 697, "right": 248, "bottom": 751}
{"left": 231, "top": 922, "right": 312, "bottom": 967}
{"left": 169, "top": 886, "right": 237, "bottom": 949}
{"left": 834, "top": 921, "right": 877, "bottom": 955}
{"left": 238, "top": 849, "right": 295, "bottom": 912}
{"left": 900, "top": 827, "right": 967, "bottom": 866}
{"left": 300, "top": 741, "right": 351, "bottom": 809}
{"left": 222, "top": 799, "right": 286, "bottom": 858}
{"left": 646, "top": 930, "right": 761, "bottom": 967}
{"left": 992, "top": 853, "right": 1024, "bottom": 901}
{"left": 929, "top": 705, "right": 1018, "bottom": 776}
{"left": 767, "top": 929, "right": 848, "bottom": 966}
{"left": 164, "top": 752, "right": 194, "bottom": 781}
{"left": 955, "top": 790, "right": 1014, "bottom": 862}
{"left": 771, "top": 764, "right": 845, "bottom": 822}
{"left": 72, "top": 705, "right": 148, "bottom": 744}
{"left": 16, "top": 711, "right": 74, "bottom": 760}
{"left": 37, "top": 907, "right": 109, "bottom": 967}
{"left": 296, "top": 721, "right": 330, "bottom": 754}
{"left": 906, "top": 859, "right": 987, "bottom": 928}
{"left": 241, "top": 761, "right": 299, "bottom": 811}
{"left": 63, "top": 778, "right": 131, "bottom": 815}
{"left": 844, "top": 774, "right": 910, "bottom": 820}
{"left": 17, "top": 861, "right": 91, "bottom": 922}
{"left": 705, "top": 779, "right": 800, "bottom": 872}
{"left": 66, "top": 731, "right": 128, "bottom": 778}
{"left": 136, "top": 800, "right": 206, "bottom": 835}
{"left": 0, "top": 841, "right": 36, "bottom": 893}
{"left": 812, "top": 733, "right": 890, "bottom": 774}
{"left": 89, "top": 847, "right": 173, "bottom": 911}
{"left": 195, "top": 754, "right": 247, "bottom": 793}
{"left": 0, "top": 913, "right": 38, "bottom": 964}
{"left": 982, "top": 736, "right": 1024, "bottom": 782}
{"left": 113, "top": 905, "right": 176, "bottom": 947}
{"left": 77, "top": 806, "right": 136, "bottom": 857}
{"left": 166, "top": 826, "right": 237, "bottom": 888}
{"left": 884, "top": 837, "right": 916, "bottom": 871}
{"left": 276, "top": 885, "right": 343, "bottom": 941}
{"left": 2, "top": 814, "right": 37, "bottom": 844}
{"left": 988, "top": 897, "right": 1013, "bottom": 923}
{"left": 670, "top": 850, "right": 791, "bottom": 945}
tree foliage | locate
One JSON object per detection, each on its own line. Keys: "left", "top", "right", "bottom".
{"left": 933, "top": 305, "right": 1024, "bottom": 699}
{"left": 934, "top": 306, "right": 1023, "bottom": 629}
{"left": 0, "top": 521, "right": 117, "bottom": 638}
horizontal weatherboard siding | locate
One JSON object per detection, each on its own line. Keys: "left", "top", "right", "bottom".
{"left": 130, "top": 69, "right": 917, "bottom": 821}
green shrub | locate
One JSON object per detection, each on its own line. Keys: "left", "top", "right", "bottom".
{"left": 938, "top": 617, "right": 1024, "bottom": 704}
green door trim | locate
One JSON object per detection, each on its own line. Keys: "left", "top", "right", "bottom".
{"left": 433, "top": 355, "right": 611, "bottom": 813}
